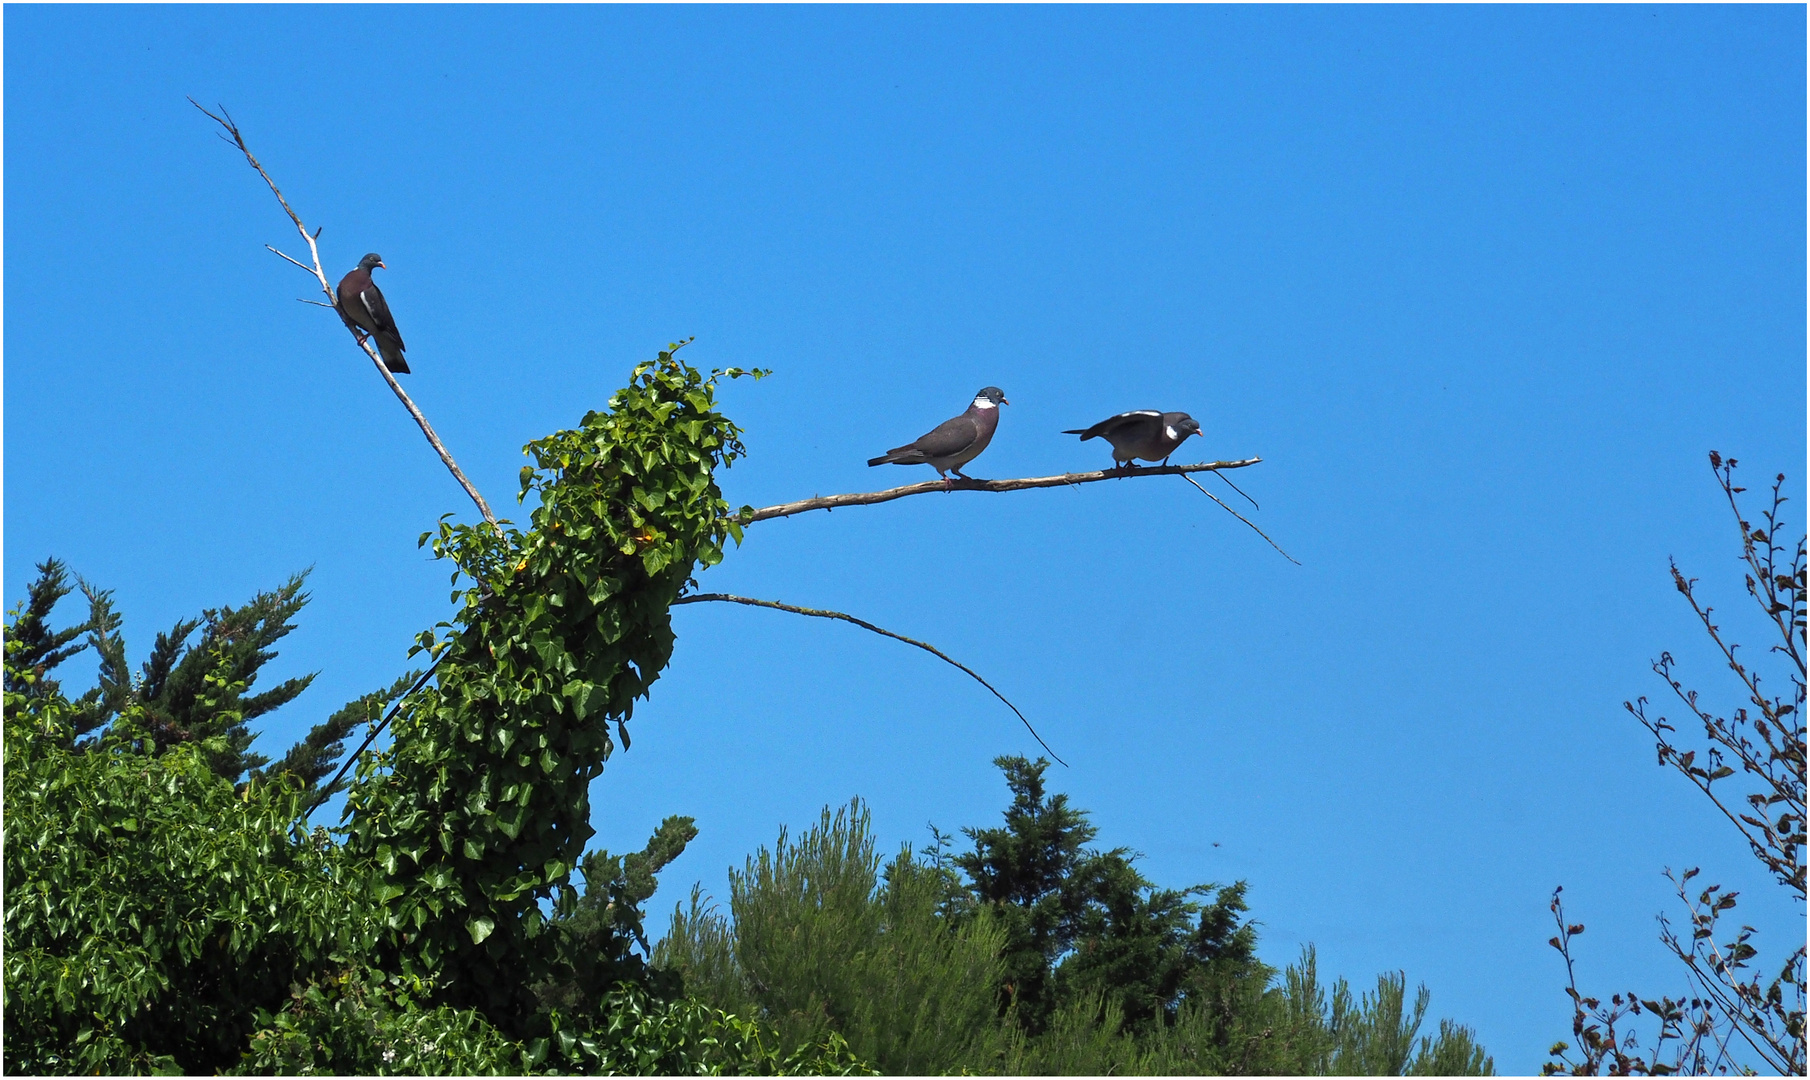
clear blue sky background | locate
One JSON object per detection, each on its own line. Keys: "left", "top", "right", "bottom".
{"left": 6, "top": 6, "right": 1804, "bottom": 1072}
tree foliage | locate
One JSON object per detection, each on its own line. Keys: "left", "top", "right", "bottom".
{"left": 658, "top": 801, "right": 1011, "bottom": 1074}
{"left": 2, "top": 640, "right": 370, "bottom": 1074}
{"left": 957, "top": 755, "right": 1263, "bottom": 1036}
{"left": 1546, "top": 453, "right": 1806, "bottom": 1076}
{"left": 340, "top": 346, "right": 760, "bottom": 1030}
{"left": 7, "top": 343, "right": 1497, "bottom": 1075}
{"left": 4, "top": 347, "right": 869, "bottom": 1075}
{"left": 659, "top": 762, "right": 1495, "bottom": 1075}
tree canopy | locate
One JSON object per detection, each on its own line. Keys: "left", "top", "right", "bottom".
{"left": 657, "top": 761, "right": 1494, "bottom": 1075}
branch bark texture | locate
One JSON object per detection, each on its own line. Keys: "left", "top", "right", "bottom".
{"left": 191, "top": 99, "right": 497, "bottom": 526}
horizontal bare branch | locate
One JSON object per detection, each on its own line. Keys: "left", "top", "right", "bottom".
{"left": 747, "top": 458, "right": 1262, "bottom": 523}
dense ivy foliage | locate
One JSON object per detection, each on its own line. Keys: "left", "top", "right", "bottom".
{"left": 341, "top": 346, "right": 759, "bottom": 1028}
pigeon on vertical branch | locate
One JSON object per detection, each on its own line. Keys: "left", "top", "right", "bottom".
{"left": 868, "top": 387, "right": 1009, "bottom": 483}
{"left": 336, "top": 253, "right": 409, "bottom": 374}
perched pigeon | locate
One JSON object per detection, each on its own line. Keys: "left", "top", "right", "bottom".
{"left": 868, "top": 387, "right": 1009, "bottom": 479}
{"left": 1063, "top": 410, "right": 1201, "bottom": 467}
{"left": 335, "top": 253, "right": 409, "bottom": 374}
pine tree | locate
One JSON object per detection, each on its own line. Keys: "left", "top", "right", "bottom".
{"left": 957, "top": 754, "right": 1263, "bottom": 1035}
{"left": 264, "top": 670, "right": 418, "bottom": 799}
{"left": 656, "top": 800, "right": 1010, "bottom": 1074}
{"left": 533, "top": 815, "right": 699, "bottom": 1018}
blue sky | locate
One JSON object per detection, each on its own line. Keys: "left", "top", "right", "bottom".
{"left": 6, "top": 6, "right": 1803, "bottom": 1072}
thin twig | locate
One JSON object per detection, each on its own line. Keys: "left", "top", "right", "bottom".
{"left": 674, "top": 592, "right": 1067, "bottom": 766}
{"left": 191, "top": 98, "right": 498, "bottom": 526}
{"left": 297, "top": 299, "right": 336, "bottom": 309}
{"left": 303, "top": 659, "right": 446, "bottom": 819}
{"left": 748, "top": 458, "right": 1262, "bottom": 523}
{"left": 264, "top": 244, "right": 316, "bottom": 275}
{"left": 1213, "top": 469, "right": 1260, "bottom": 510}
{"left": 1179, "top": 473, "right": 1300, "bottom": 564}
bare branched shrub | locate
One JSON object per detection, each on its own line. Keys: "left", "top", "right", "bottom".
{"left": 1546, "top": 453, "right": 1806, "bottom": 1076}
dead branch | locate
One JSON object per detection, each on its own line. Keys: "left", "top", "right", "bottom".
{"left": 191, "top": 98, "right": 497, "bottom": 527}
{"left": 1178, "top": 472, "right": 1300, "bottom": 564}
{"left": 747, "top": 458, "right": 1262, "bottom": 522}
{"left": 264, "top": 244, "right": 317, "bottom": 275}
{"left": 303, "top": 661, "right": 443, "bottom": 819}
{"left": 673, "top": 592, "right": 1066, "bottom": 766}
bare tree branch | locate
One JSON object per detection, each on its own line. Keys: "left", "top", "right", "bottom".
{"left": 264, "top": 244, "right": 317, "bottom": 275}
{"left": 1178, "top": 472, "right": 1300, "bottom": 564}
{"left": 302, "top": 660, "right": 447, "bottom": 820}
{"left": 191, "top": 98, "right": 498, "bottom": 527}
{"left": 673, "top": 591, "right": 1066, "bottom": 766}
{"left": 746, "top": 458, "right": 1263, "bottom": 523}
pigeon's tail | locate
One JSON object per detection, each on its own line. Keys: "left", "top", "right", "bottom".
{"left": 868, "top": 448, "right": 925, "bottom": 467}
{"left": 375, "top": 334, "right": 410, "bottom": 375}
{"left": 1061, "top": 428, "right": 1097, "bottom": 441}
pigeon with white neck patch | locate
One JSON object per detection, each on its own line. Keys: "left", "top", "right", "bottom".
{"left": 868, "top": 387, "right": 1009, "bottom": 480}
{"left": 1063, "top": 410, "right": 1202, "bottom": 468}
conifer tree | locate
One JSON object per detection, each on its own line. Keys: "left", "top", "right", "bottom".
{"left": 7, "top": 562, "right": 412, "bottom": 791}
{"left": 657, "top": 801, "right": 1010, "bottom": 1074}
{"left": 957, "top": 754, "right": 1262, "bottom": 1034}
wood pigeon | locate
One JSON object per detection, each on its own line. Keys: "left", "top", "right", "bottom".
{"left": 868, "top": 387, "right": 1008, "bottom": 479}
{"left": 1063, "top": 410, "right": 1202, "bottom": 467}
{"left": 335, "top": 253, "right": 409, "bottom": 374}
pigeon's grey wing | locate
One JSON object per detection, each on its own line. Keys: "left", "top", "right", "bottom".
{"left": 1069, "top": 410, "right": 1163, "bottom": 439}
{"left": 910, "top": 414, "right": 981, "bottom": 459}
{"left": 1095, "top": 410, "right": 1164, "bottom": 437}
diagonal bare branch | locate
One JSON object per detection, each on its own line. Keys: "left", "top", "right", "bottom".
{"left": 673, "top": 591, "right": 1067, "bottom": 766}
{"left": 302, "top": 661, "right": 445, "bottom": 820}
{"left": 747, "top": 458, "right": 1262, "bottom": 523}
{"left": 190, "top": 98, "right": 498, "bottom": 527}
{"left": 264, "top": 244, "right": 317, "bottom": 276}
{"left": 1178, "top": 472, "right": 1301, "bottom": 564}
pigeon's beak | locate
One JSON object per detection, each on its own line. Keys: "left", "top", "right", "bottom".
{"left": 1001, "top": 397, "right": 1011, "bottom": 406}
{"left": 378, "top": 262, "right": 388, "bottom": 270}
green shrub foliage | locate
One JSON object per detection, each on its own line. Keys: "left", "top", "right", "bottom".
{"left": 657, "top": 801, "right": 1011, "bottom": 1074}
{"left": 5, "top": 348, "right": 868, "bottom": 1075}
